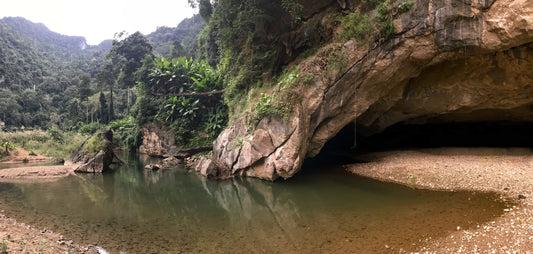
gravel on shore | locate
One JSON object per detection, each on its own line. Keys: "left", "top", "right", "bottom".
{"left": 345, "top": 147, "right": 533, "bottom": 253}
{"left": 0, "top": 213, "right": 99, "bottom": 253}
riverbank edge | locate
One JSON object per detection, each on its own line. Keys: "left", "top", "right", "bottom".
{"left": 0, "top": 212, "right": 99, "bottom": 253}
{"left": 345, "top": 147, "right": 533, "bottom": 253}
{"left": 0, "top": 164, "right": 98, "bottom": 253}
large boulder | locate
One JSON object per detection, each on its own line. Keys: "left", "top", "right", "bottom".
{"left": 138, "top": 122, "right": 179, "bottom": 157}
{"left": 66, "top": 129, "right": 121, "bottom": 173}
{"left": 211, "top": 0, "right": 533, "bottom": 180}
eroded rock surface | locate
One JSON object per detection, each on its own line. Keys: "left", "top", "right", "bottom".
{"left": 66, "top": 129, "right": 121, "bottom": 173}
{"left": 212, "top": 0, "right": 533, "bottom": 180}
{"left": 139, "top": 122, "right": 179, "bottom": 157}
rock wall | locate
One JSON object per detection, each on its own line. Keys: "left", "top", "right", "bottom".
{"left": 212, "top": 0, "right": 533, "bottom": 180}
{"left": 138, "top": 122, "right": 178, "bottom": 157}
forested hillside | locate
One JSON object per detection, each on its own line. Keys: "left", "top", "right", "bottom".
{"left": 147, "top": 15, "right": 204, "bottom": 58}
{"left": 0, "top": 17, "right": 109, "bottom": 129}
{"left": 0, "top": 15, "right": 203, "bottom": 132}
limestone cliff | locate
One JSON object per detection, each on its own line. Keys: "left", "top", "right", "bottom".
{"left": 212, "top": 0, "right": 533, "bottom": 180}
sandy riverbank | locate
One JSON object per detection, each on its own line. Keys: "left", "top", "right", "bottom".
{"left": 0, "top": 162, "right": 98, "bottom": 253}
{"left": 346, "top": 147, "right": 533, "bottom": 253}
{"left": 0, "top": 165, "right": 73, "bottom": 181}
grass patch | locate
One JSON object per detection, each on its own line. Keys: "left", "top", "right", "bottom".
{"left": 84, "top": 134, "right": 106, "bottom": 156}
{"left": 1, "top": 240, "right": 7, "bottom": 254}
{"left": 0, "top": 131, "right": 88, "bottom": 159}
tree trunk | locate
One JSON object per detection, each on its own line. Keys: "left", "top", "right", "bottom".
{"left": 174, "top": 146, "right": 213, "bottom": 159}
{"left": 109, "top": 84, "right": 114, "bottom": 121}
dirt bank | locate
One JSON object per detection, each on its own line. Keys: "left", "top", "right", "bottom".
{"left": 346, "top": 147, "right": 533, "bottom": 253}
{"left": 0, "top": 148, "right": 52, "bottom": 164}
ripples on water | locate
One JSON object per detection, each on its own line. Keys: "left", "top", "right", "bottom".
{"left": 0, "top": 154, "right": 509, "bottom": 253}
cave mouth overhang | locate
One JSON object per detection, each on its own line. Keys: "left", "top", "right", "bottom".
{"left": 307, "top": 116, "right": 533, "bottom": 167}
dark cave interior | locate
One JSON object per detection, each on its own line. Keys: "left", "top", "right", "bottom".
{"left": 305, "top": 121, "right": 533, "bottom": 167}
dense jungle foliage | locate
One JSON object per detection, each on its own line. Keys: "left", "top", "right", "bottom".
{"left": 0, "top": 16, "right": 204, "bottom": 133}
{"left": 2, "top": 0, "right": 408, "bottom": 151}
{"left": 190, "top": 0, "right": 412, "bottom": 119}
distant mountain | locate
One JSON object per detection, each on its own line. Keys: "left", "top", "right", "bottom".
{"left": 2, "top": 17, "right": 88, "bottom": 52}
{"left": 0, "top": 17, "right": 109, "bottom": 129}
{"left": 0, "top": 15, "right": 205, "bottom": 130}
{"left": 147, "top": 15, "right": 205, "bottom": 57}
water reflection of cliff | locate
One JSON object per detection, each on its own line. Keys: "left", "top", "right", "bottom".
{"left": 3, "top": 157, "right": 509, "bottom": 253}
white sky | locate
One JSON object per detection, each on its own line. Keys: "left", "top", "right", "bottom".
{"left": 0, "top": 0, "right": 197, "bottom": 45}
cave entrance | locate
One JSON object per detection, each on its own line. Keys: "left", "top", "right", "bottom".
{"left": 306, "top": 121, "right": 533, "bottom": 167}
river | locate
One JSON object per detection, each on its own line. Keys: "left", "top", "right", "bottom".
{"left": 0, "top": 153, "right": 509, "bottom": 253}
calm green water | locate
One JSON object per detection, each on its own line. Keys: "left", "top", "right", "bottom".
{"left": 0, "top": 154, "right": 509, "bottom": 253}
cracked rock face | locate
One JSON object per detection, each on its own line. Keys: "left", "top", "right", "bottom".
{"left": 212, "top": 0, "right": 533, "bottom": 180}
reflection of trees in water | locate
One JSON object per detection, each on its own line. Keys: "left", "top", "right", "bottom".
{"left": 200, "top": 176, "right": 304, "bottom": 249}
{"left": 0, "top": 159, "right": 510, "bottom": 253}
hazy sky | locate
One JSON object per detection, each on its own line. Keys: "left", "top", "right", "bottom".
{"left": 0, "top": 0, "right": 197, "bottom": 45}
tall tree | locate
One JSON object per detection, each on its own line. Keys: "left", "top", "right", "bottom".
{"left": 97, "top": 60, "right": 119, "bottom": 121}
{"left": 99, "top": 91, "right": 108, "bottom": 123}
{"left": 170, "top": 41, "right": 186, "bottom": 59}
{"left": 109, "top": 32, "right": 153, "bottom": 88}
{"left": 78, "top": 74, "right": 92, "bottom": 101}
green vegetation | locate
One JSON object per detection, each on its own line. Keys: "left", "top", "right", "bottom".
{"left": 0, "top": 17, "right": 109, "bottom": 131}
{"left": 84, "top": 134, "right": 106, "bottom": 155}
{"left": 281, "top": 0, "right": 305, "bottom": 24}
{"left": 1, "top": 240, "right": 7, "bottom": 254}
{"left": 108, "top": 116, "right": 142, "bottom": 150}
{"left": 147, "top": 15, "right": 205, "bottom": 58}
{"left": 133, "top": 56, "right": 226, "bottom": 148}
{"left": 338, "top": 0, "right": 415, "bottom": 43}
{"left": 0, "top": 141, "right": 15, "bottom": 155}
{"left": 0, "top": 15, "right": 203, "bottom": 134}
{"left": 192, "top": 0, "right": 312, "bottom": 117}
{"left": 339, "top": 11, "right": 373, "bottom": 43}
{"left": 0, "top": 0, "right": 415, "bottom": 154}
{"left": 0, "top": 131, "right": 87, "bottom": 159}
{"left": 250, "top": 93, "right": 288, "bottom": 126}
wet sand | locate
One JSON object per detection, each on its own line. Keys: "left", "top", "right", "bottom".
{"left": 346, "top": 147, "right": 533, "bottom": 252}
{"left": 0, "top": 165, "right": 73, "bottom": 181}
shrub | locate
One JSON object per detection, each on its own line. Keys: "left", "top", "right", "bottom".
{"left": 398, "top": 0, "right": 414, "bottom": 12}
{"left": 48, "top": 126, "right": 64, "bottom": 144}
{"left": 338, "top": 11, "right": 373, "bottom": 43}
{"left": 22, "top": 157, "right": 29, "bottom": 163}
{"left": 204, "top": 108, "right": 228, "bottom": 138}
{"left": 84, "top": 134, "right": 106, "bottom": 155}
{"left": 0, "top": 141, "right": 14, "bottom": 155}
{"left": 1, "top": 240, "right": 7, "bottom": 254}
{"left": 109, "top": 116, "right": 142, "bottom": 150}
{"left": 250, "top": 93, "right": 288, "bottom": 126}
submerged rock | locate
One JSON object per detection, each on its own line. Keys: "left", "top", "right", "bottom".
{"left": 66, "top": 130, "right": 123, "bottom": 173}
{"left": 144, "top": 164, "right": 161, "bottom": 171}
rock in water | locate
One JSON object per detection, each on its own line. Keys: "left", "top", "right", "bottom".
{"left": 66, "top": 129, "right": 122, "bottom": 173}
